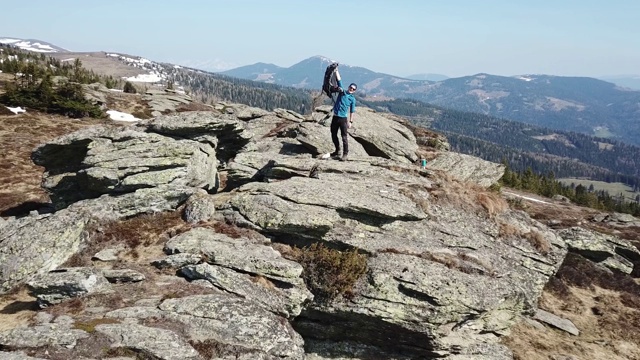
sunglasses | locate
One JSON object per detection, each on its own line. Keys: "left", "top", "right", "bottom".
{"left": 348, "top": 86, "right": 356, "bottom": 91}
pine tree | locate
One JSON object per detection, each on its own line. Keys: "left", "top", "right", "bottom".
{"left": 123, "top": 81, "right": 137, "bottom": 94}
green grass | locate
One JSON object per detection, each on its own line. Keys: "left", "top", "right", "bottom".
{"left": 593, "top": 126, "right": 614, "bottom": 138}
{"left": 559, "top": 178, "right": 640, "bottom": 202}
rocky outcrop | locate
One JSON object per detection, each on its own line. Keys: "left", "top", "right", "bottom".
{"left": 559, "top": 227, "right": 640, "bottom": 274}
{"left": 591, "top": 212, "right": 640, "bottom": 228}
{"left": 0, "top": 209, "right": 90, "bottom": 294}
{"left": 299, "top": 106, "right": 419, "bottom": 163}
{"left": 0, "top": 102, "right": 566, "bottom": 359}
{"left": 32, "top": 125, "right": 217, "bottom": 209}
{"left": 27, "top": 267, "right": 111, "bottom": 307}
{"left": 427, "top": 151, "right": 505, "bottom": 188}
{"left": 104, "top": 294, "right": 306, "bottom": 359}
{"left": 143, "top": 88, "right": 194, "bottom": 117}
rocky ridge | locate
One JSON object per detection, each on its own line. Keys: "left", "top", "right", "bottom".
{"left": 0, "top": 102, "right": 637, "bottom": 359}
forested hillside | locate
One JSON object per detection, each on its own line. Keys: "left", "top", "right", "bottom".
{"left": 168, "top": 70, "right": 315, "bottom": 114}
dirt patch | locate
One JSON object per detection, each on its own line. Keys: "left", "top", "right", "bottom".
{"left": 0, "top": 287, "right": 38, "bottom": 332}
{"left": 503, "top": 253, "right": 640, "bottom": 359}
{"left": 504, "top": 285, "right": 640, "bottom": 360}
{"left": 0, "top": 112, "right": 108, "bottom": 214}
{"left": 47, "top": 52, "right": 147, "bottom": 79}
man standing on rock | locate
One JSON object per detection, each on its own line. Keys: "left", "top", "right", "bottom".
{"left": 330, "top": 68, "right": 357, "bottom": 162}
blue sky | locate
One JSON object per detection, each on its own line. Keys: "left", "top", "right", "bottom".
{"left": 1, "top": 0, "right": 638, "bottom": 78}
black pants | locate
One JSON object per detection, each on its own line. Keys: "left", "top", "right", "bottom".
{"left": 331, "top": 115, "right": 349, "bottom": 155}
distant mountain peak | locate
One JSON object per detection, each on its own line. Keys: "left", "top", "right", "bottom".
{"left": 311, "top": 55, "right": 337, "bottom": 64}
{"left": 0, "top": 37, "right": 68, "bottom": 53}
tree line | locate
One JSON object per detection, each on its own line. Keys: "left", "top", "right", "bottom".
{"left": 501, "top": 163, "right": 640, "bottom": 216}
{"left": 0, "top": 45, "right": 138, "bottom": 118}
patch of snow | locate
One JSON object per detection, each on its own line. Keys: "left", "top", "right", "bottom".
{"left": 515, "top": 75, "right": 535, "bottom": 82}
{"left": 125, "top": 73, "right": 163, "bottom": 83}
{"left": 503, "top": 191, "right": 550, "bottom": 204}
{"left": 7, "top": 106, "right": 26, "bottom": 114}
{"left": 0, "top": 38, "right": 21, "bottom": 44}
{"left": 0, "top": 39, "right": 60, "bottom": 53}
{"left": 109, "top": 88, "right": 123, "bottom": 92}
{"left": 107, "top": 110, "right": 140, "bottom": 122}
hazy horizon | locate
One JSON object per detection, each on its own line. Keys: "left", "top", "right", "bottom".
{"left": 1, "top": 0, "right": 639, "bottom": 78}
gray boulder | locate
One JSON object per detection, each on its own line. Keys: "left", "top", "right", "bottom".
{"left": 0, "top": 352, "right": 48, "bottom": 360}
{"left": 0, "top": 210, "right": 89, "bottom": 294}
{"left": 32, "top": 126, "right": 217, "bottom": 208}
{"left": 0, "top": 186, "right": 193, "bottom": 294}
{"left": 26, "top": 267, "right": 111, "bottom": 307}
{"left": 181, "top": 263, "right": 312, "bottom": 318}
{"left": 182, "top": 189, "right": 216, "bottom": 223}
{"left": 305, "top": 106, "right": 419, "bottom": 163}
{"left": 104, "top": 294, "right": 305, "bottom": 359}
{"left": 427, "top": 151, "right": 505, "bottom": 187}
{"left": 96, "top": 323, "right": 201, "bottom": 360}
{"left": 221, "top": 154, "right": 565, "bottom": 357}
{"left": 165, "top": 227, "right": 303, "bottom": 279}
{"left": 559, "top": 227, "right": 640, "bottom": 274}
{"left": 0, "top": 323, "right": 89, "bottom": 349}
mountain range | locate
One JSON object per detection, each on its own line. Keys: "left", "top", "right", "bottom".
{"left": 222, "top": 56, "right": 640, "bottom": 146}
{"left": 3, "top": 36, "right": 640, "bottom": 146}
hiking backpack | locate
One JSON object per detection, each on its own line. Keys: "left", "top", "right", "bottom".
{"left": 322, "top": 62, "right": 341, "bottom": 100}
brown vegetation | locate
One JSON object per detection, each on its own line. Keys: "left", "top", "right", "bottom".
{"left": 426, "top": 173, "right": 508, "bottom": 217}
{"left": 189, "top": 339, "right": 254, "bottom": 359}
{"left": 498, "top": 222, "right": 551, "bottom": 255}
{"left": 262, "top": 119, "right": 296, "bottom": 138}
{"left": 64, "top": 211, "right": 190, "bottom": 267}
{"left": 291, "top": 243, "right": 368, "bottom": 302}
{"left": 72, "top": 317, "right": 120, "bottom": 333}
{"left": 205, "top": 220, "right": 265, "bottom": 242}
{"left": 502, "top": 190, "right": 640, "bottom": 359}
{"left": 503, "top": 253, "right": 640, "bottom": 360}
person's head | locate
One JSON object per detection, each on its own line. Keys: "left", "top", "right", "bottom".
{"left": 348, "top": 83, "right": 357, "bottom": 93}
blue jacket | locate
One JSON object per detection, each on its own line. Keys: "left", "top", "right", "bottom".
{"left": 332, "top": 80, "right": 356, "bottom": 117}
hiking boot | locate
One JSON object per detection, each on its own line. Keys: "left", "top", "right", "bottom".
{"left": 330, "top": 151, "right": 340, "bottom": 159}
{"left": 339, "top": 154, "right": 348, "bottom": 162}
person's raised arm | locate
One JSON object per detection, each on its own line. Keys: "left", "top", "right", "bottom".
{"left": 335, "top": 68, "right": 343, "bottom": 91}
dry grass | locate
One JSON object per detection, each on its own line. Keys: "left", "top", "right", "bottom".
{"left": 64, "top": 211, "right": 190, "bottom": 267}
{"left": 250, "top": 275, "right": 277, "bottom": 290}
{"left": 0, "top": 286, "right": 39, "bottom": 332}
{"left": 399, "top": 184, "right": 432, "bottom": 215}
{"left": 498, "top": 222, "right": 551, "bottom": 255}
{"left": 498, "top": 222, "right": 520, "bottom": 238}
{"left": 503, "top": 253, "right": 640, "bottom": 359}
{"left": 189, "top": 339, "right": 254, "bottom": 359}
{"left": 72, "top": 317, "right": 120, "bottom": 333}
{"left": 44, "top": 297, "right": 86, "bottom": 317}
{"left": 524, "top": 230, "right": 551, "bottom": 254}
{"left": 262, "top": 120, "right": 295, "bottom": 138}
{"left": 426, "top": 173, "right": 508, "bottom": 218}
{"left": 204, "top": 220, "right": 265, "bottom": 242}
{"left": 476, "top": 191, "right": 508, "bottom": 217}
